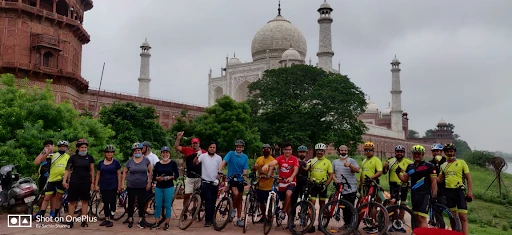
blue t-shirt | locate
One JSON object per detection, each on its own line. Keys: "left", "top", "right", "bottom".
{"left": 223, "top": 150, "right": 249, "bottom": 182}
{"left": 97, "top": 159, "right": 121, "bottom": 190}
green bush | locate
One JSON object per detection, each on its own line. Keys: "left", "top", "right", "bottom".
{"left": 463, "top": 150, "right": 493, "bottom": 168}
{"left": 503, "top": 222, "right": 510, "bottom": 231}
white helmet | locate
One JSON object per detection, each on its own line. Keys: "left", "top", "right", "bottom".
{"left": 314, "top": 143, "right": 327, "bottom": 150}
{"left": 57, "top": 140, "right": 69, "bottom": 147}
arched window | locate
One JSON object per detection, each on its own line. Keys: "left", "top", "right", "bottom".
{"left": 55, "top": 0, "right": 69, "bottom": 17}
{"left": 43, "top": 51, "right": 53, "bottom": 67}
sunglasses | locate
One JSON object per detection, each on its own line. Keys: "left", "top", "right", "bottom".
{"left": 364, "top": 149, "right": 374, "bottom": 152}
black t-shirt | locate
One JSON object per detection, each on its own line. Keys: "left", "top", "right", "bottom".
{"left": 66, "top": 154, "right": 95, "bottom": 184}
{"left": 405, "top": 161, "right": 436, "bottom": 193}
{"left": 297, "top": 160, "right": 309, "bottom": 185}
{"left": 185, "top": 153, "right": 201, "bottom": 178}
{"left": 429, "top": 157, "right": 446, "bottom": 189}
{"left": 152, "top": 161, "right": 180, "bottom": 188}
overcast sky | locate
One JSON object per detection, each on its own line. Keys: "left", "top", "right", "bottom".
{"left": 80, "top": 0, "right": 512, "bottom": 153}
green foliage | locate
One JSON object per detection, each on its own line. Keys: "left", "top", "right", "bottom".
{"left": 171, "top": 96, "right": 261, "bottom": 155}
{"left": 99, "top": 102, "right": 169, "bottom": 161}
{"left": 407, "top": 129, "right": 420, "bottom": 138}
{"left": 246, "top": 65, "right": 367, "bottom": 153}
{"left": 463, "top": 151, "right": 493, "bottom": 168}
{"left": 0, "top": 73, "right": 114, "bottom": 177}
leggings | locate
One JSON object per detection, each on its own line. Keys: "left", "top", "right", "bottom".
{"left": 100, "top": 189, "right": 117, "bottom": 219}
{"left": 127, "top": 187, "right": 147, "bottom": 218}
{"left": 154, "top": 186, "right": 175, "bottom": 219}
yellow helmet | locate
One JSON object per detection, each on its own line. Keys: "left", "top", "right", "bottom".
{"left": 411, "top": 145, "right": 425, "bottom": 153}
{"left": 363, "top": 142, "right": 375, "bottom": 150}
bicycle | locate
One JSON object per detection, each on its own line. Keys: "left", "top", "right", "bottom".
{"left": 263, "top": 175, "right": 287, "bottom": 235}
{"left": 213, "top": 172, "right": 244, "bottom": 231}
{"left": 318, "top": 174, "right": 358, "bottom": 235}
{"left": 355, "top": 176, "right": 390, "bottom": 235}
{"left": 383, "top": 183, "right": 417, "bottom": 234}
{"left": 288, "top": 175, "right": 317, "bottom": 235}
{"left": 178, "top": 171, "right": 208, "bottom": 230}
{"left": 427, "top": 199, "right": 462, "bottom": 232}
{"left": 243, "top": 173, "right": 263, "bottom": 233}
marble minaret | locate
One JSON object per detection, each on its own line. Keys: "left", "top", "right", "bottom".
{"left": 138, "top": 38, "right": 151, "bottom": 98}
{"left": 317, "top": 0, "right": 334, "bottom": 72}
{"left": 390, "top": 56, "right": 403, "bottom": 132}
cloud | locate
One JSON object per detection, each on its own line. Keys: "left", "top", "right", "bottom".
{"left": 81, "top": 0, "right": 512, "bottom": 152}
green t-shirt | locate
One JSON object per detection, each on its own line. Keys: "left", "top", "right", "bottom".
{"left": 361, "top": 156, "right": 383, "bottom": 180}
{"left": 440, "top": 159, "right": 470, "bottom": 189}
{"left": 309, "top": 157, "right": 333, "bottom": 182}
{"left": 48, "top": 153, "right": 71, "bottom": 182}
{"left": 386, "top": 157, "right": 413, "bottom": 183}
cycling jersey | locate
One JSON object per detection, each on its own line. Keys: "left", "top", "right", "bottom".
{"left": 275, "top": 155, "right": 299, "bottom": 191}
{"left": 404, "top": 161, "right": 436, "bottom": 193}
{"left": 439, "top": 159, "right": 470, "bottom": 189}
{"left": 48, "top": 153, "right": 70, "bottom": 182}
{"left": 387, "top": 157, "right": 413, "bottom": 184}
{"left": 256, "top": 156, "right": 275, "bottom": 190}
{"left": 309, "top": 157, "right": 333, "bottom": 182}
{"left": 361, "top": 156, "right": 383, "bottom": 180}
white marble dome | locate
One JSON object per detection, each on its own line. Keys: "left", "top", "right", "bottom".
{"left": 228, "top": 57, "right": 242, "bottom": 65}
{"left": 382, "top": 103, "right": 392, "bottom": 116}
{"left": 365, "top": 99, "right": 378, "bottom": 114}
{"left": 438, "top": 119, "right": 448, "bottom": 126}
{"left": 281, "top": 47, "right": 302, "bottom": 61}
{"left": 251, "top": 15, "right": 307, "bottom": 62}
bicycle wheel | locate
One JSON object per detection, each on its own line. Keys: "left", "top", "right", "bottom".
{"left": 28, "top": 190, "right": 45, "bottom": 217}
{"left": 179, "top": 193, "right": 201, "bottom": 230}
{"left": 356, "top": 202, "right": 390, "bottom": 235}
{"left": 172, "top": 182, "right": 183, "bottom": 205}
{"left": 263, "top": 196, "right": 275, "bottom": 235}
{"left": 289, "top": 200, "right": 316, "bottom": 235}
{"left": 197, "top": 203, "right": 205, "bottom": 221}
{"left": 386, "top": 204, "right": 417, "bottom": 234}
{"left": 95, "top": 199, "right": 106, "bottom": 221}
{"left": 429, "top": 203, "right": 462, "bottom": 232}
{"left": 319, "top": 199, "right": 358, "bottom": 235}
{"left": 112, "top": 193, "right": 127, "bottom": 221}
{"left": 251, "top": 201, "right": 263, "bottom": 224}
{"left": 89, "top": 190, "right": 101, "bottom": 216}
{"left": 142, "top": 194, "right": 166, "bottom": 226}
{"left": 243, "top": 192, "right": 254, "bottom": 233}
{"left": 213, "top": 197, "right": 233, "bottom": 231}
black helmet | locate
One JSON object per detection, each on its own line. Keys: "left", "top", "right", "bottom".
{"left": 141, "top": 141, "right": 152, "bottom": 148}
{"left": 235, "top": 140, "right": 245, "bottom": 146}
{"left": 443, "top": 143, "right": 457, "bottom": 152}
{"left": 76, "top": 138, "right": 88, "bottom": 148}
{"left": 104, "top": 145, "right": 116, "bottom": 152}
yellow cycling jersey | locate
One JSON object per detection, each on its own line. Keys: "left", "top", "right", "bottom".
{"left": 48, "top": 153, "right": 71, "bottom": 182}
{"left": 361, "top": 156, "right": 383, "bottom": 180}
{"left": 387, "top": 157, "right": 413, "bottom": 183}
{"left": 440, "top": 159, "right": 470, "bottom": 189}
{"left": 309, "top": 157, "right": 333, "bottom": 182}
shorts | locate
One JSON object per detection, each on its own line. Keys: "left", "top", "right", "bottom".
{"left": 67, "top": 182, "right": 91, "bottom": 202}
{"left": 256, "top": 189, "right": 270, "bottom": 203}
{"left": 389, "top": 183, "right": 408, "bottom": 202}
{"left": 185, "top": 177, "right": 202, "bottom": 194}
{"left": 38, "top": 176, "right": 48, "bottom": 191}
{"left": 444, "top": 188, "right": 467, "bottom": 213}
{"left": 411, "top": 192, "right": 430, "bottom": 217}
{"left": 310, "top": 183, "right": 328, "bottom": 201}
{"left": 278, "top": 184, "right": 295, "bottom": 202}
{"left": 44, "top": 180, "right": 66, "bottom": 195}
{"left": 229, "top": 181, "right": 245, "bottom": 194}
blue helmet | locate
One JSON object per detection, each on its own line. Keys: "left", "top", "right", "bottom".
{"left": 161, "top": 146, "right": 171, "bottom": 152}
{"left": 431, "top": 143, "right": 443, "bottom": 151}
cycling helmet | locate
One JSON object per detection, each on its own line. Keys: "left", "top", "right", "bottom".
{"left": 235, "top": 139, "right": 245, "bottom": 146}
{"left": 297, "top": 145, "right": 308, "bottom": 152}
{"left": 76, "top": 138, "right": 88, "bottom": 147}
{"left": 161, "top": 146, "right": 171, "bottom": 152}
{"left": 431, "top": 143, "right": 443, "bottom": 151}
{"left": 395, "top": 145, "right": 406, "bottom": 151}
{"left": 363, "top": 142, "right": 375, "bottom": 149}
{"left": 262, "top": 144, "right": 271, "bottom": 148}
{"left": 141, "top": 141, "right": 152, "bottom": 148}
{"left": 131, "top": 142, "right": 143, "bottom": 150}
{"left": 104, "top": 145, "right": 116, "bottom": 152}
{"left": 314, "top": 143, "right": 327, "bottom": 150}
{"left": 443, "top": 143, "right": 457, "bottom": 152}
{"left": 411, "top": 145, "right": 426, "bottom": 153}
{"left": 57, "top": 140, "right": 69, "bottom": 147}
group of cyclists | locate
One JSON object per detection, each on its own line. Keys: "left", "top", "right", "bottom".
{"left": 32, "top": 131, "right": 472, "bottom": 235}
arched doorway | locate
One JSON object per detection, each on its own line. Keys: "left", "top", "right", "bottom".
{"left": 235, "top": 81, "right": 251, "bottom": 101}
{"left": 214, "top": 86, "right": 223, "bottom": 102}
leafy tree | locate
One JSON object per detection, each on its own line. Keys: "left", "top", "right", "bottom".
{"left": 454, "top": 138, "right": 472, "bottom": 157}
{"left": 424, "top": 129, "right": 435, "bottom": 138}
{"left": 171, "top": 95, "right": 261, "bottom": 156}
{"left": 408, "top": 130, "right": 420, "bottom": 138}
{"left": 246, "top": 65, "right": 367, "bottom": 152}
{"left": 0, "top": 73, "right": 114, "bottom": 177}
{"left": 464, "top": 150, "right": 493, "bottom": 168}
{"left": 99, "top": 102, "right": 169, "bottom": 161}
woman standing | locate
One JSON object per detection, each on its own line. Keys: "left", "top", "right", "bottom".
{"left": 122, "top": 142, "right": 152, "bottom": 228}
{"left": 150, "top": 146, "right": 179, "bottom": 230}
{"left": 94, "top": 145, "right": 122, "bottom": 227}
{"left": 63, "top": 138, "right": 95, "bottom": 228}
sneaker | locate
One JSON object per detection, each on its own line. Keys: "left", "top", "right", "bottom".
{"left": 205, "top": 222, "right": 211, "bottom": 227}
{"left": 150, "top": 224, "right": 159, "bottom": 230}
{"left": 49, "top": 211, "right": 55, "bottom": 218}
{"left": 308, "top": 226, "right": 315, "bottom": 233}
{"left": 100, "top": 220, "right": 109, "bottom": 226}
{"left": 164, "top": 223, "right": 169, "bottom": 231}
{"left": 398, "top": 228, "right": 407, "bottom": 233}
{"left": 279, "top": 211, "right": 286, "bottom": 221}
{"left": 106, "top": 221, "right": 113, "bottom": 227}
{"left": 128, "top": 221, "right": 133, "bottom": 228}
{"left": 236, "top": 219, "right": 244, "bottom": 227}
{"left": 137, "top": 221, "right": 145, "bottom": 228}
{"left": 364, "top": 227, "right": 379, "bottom": 234}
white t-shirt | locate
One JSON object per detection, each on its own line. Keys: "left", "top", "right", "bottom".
{"left": 145, "top": 152, "right": 159, "bottom": 167}
{"left": 197, "top": 153, "right": 222, "bottom": 181}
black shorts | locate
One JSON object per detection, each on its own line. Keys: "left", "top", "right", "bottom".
{"left": 389, "top": 183, "right": 408, "bottom": 202}
{"left": 256, "top": 189, "right": 270, "bottom": 203}
{"left": 229, "top": 181, "right": 245, "bottom": 194}
{"left": 38, "top": 176, "right": 48, "bottom": 191}
{"left": 278, "top": 184, "right": 295, "bottom": 202}
{"left": 44, "top": 180, "right": 66, "bottom": 195}
{"left": 67, "top": 182, "right": 91, "bottom": 202}
{"left": 310, "top": 183, "right": 328, "bottom": 200}
{"left": 444, "top": 188, "right": 467, "bottom": 213}
{"left": 411, "top": 192, "right": 430, "bottom": 217}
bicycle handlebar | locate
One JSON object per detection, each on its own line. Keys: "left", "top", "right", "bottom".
{"left": 363, "top": 175, "right": 384, "bottom": 191}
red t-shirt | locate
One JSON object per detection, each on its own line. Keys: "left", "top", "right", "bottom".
{"left": 275, "top": 155, "right": 299, "bottom": 191}
{"left": 180, "top": 147, "right": 206, "bottom": 157}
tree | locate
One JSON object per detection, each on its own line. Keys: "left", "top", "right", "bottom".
{"left": 424, "top": 129, "right": 435, "bottom": 138}
{"left": 246, "top": 65, "right": 367, "bottom": 152}
{"left": 0, "top": 74, "right": 114, "bottom": 177}
{"left": 99, "top": 102, "right": 168, "bottom": 161}
{"left": 408, "top": 130, "right": 420, "bottom": 138}
{"left": 171, "top": 96, "right": 261, "bottom": 156}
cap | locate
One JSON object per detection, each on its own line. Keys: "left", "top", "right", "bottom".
{"left": 141, "top": 141, "right": 152, "bottom": 148}
{"left": 191, "top": 138, "right": 200, "bottom": 144}
{"left": 161, "top": 146, "right": 171, "bottom": 152}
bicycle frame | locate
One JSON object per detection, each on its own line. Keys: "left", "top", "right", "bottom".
{"left": 265, "top": 176, "right": 285, "bottom": 221}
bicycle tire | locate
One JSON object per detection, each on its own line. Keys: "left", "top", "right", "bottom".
{"left": 356, "top": 202, "right": 390, "bottom": 235}
{"left": 243, "top": 192, "right": 253, "bottom": 233}
{"left": 172, "top": 182, "right": 183, "bottom": 206}
{"left": 430, "top": 203, "right": 462, "bottom": 232}
{"left": 319, "top": 199, "right": 358, "bottom": 235}
{"left": 142, "top": 193, "right": 166, "bottom": 226}
{"left": 28, "top": 189, "right": 45, "bottom": 216}
{"left": 289, "top": 200, "right": 316, "bottom": 235}
{"left": 263, "top": 196, "right": 275, "bottom": 235}
{"left": 386, "top": 204, "right": 417, "bottom": 233}
{"left": 213, "top": 197, "right": 233, "bottom": 231}
{"left": 179, "top": 193, "right": 201, "bottom": 230}
{"left": 112, "top": 193, "right": 127, "bottom": 221}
